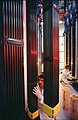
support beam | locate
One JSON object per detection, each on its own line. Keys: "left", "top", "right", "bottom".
{"left": 68, "top": 27, "right": 71, "bottom": 70}
{"left": 66, "top": 32, "right": 69, "bottom": 65}
{"left": 71, "top": 20, "right": 76, "bottom": 77}
{"left": 26, "top": 0, "right": 39, "bottom": 119}
{"left": 43, "top": 0, "right": 60, "bottom": 118}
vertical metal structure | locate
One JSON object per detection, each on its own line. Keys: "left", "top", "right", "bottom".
{"left": 23, "top": 0, "right": 28, "bottom": 111}
{"left": 76, "top": 0, "right": 78, "bottom": 80}
{"left": 0, "top": 0, "right": 25, "bottom": 120}
{"left": 68, "top": 26, "right": 71, "bottom": 70}
{"left": 26, "top": 0, "right": 39, "bottom": 119}
{"left": 64, "top": 0, "right": 77, "bottom": 75}
{"left": 66, "top": 32, "right": 69, "bottom": 65}
{"left": 71, "top": 17, "right": 76, "bottom": 77}
{"left": 71, "top": 26, "right": 75, "bottom": 76}
{"left": 43, "top": 0, "right": 60, "bottom": 118}
{"left": 66, "top": 26, "right": 71, "bottom": 70}
{"left": 75, "top": 18, "right": 78, "bottom": 79}
{"left": 75, "top": 1, "right": 78, "bottom": 79}
{"left": 38, "top": 19, "right": 43, "bottom": 75}
{"left": 0, "top": 1, "right": 5, "bottom": 119}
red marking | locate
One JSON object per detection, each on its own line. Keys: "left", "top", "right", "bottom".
{"left": 54, "top": 57, "right": 59, "bottom": 61}
{"left": 31, "top": 50, "right": 37, "bottom": 55}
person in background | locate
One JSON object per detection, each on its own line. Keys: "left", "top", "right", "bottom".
{"left": 33, "top": 73, "right": 44, "bottom": 119}
{"left": 60, "top": 65, "right": 72, "bottom": 84}
{"left": 33, "top": 73, "right": 53, "bottom": 120}
{"left": 34, "top": 73, "right": 44, "bottom": 104}
{"left": 38, "top": 74, "right": 44, "bottom": 89}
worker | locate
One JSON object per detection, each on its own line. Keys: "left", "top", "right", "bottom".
{"left": 33, "top": 73, "right": 53, "bottom": 120}
{"left": 60, "top": 65, "right": 72, "bottom": 84}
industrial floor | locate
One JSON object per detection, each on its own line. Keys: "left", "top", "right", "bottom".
{"left": 56, "top": 81, "right": 78, "bottom": 120}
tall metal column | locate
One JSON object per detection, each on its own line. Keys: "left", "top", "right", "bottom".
{"left": 66, "top": 32, "right": 69, "bottom": 65}
{"left": 75, "top": 18, "right": 78, "bottom": 79}
{"left": 68, "top": 26, "right": 71, "bottom": 70}
{"left": 26, "top": 0, "right": 39, "bottom": 119}
{"left": 75, "top": 1, "right": 78, "bottom": 79}
{"left": 71, "top": 20, "right": 76, "bottom": 77}
{"left": 0, "top": 1, "right": 25, "bottom": 120}
{"left": 66, "top": 23, "right": 71, "bottom": 70}
{"left": 43, "top": 0, "right": 60, "bottom": 118}
{"left": 0, "top": 1, "right": 5, "bottom": 119}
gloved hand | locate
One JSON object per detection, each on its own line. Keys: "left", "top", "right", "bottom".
{"left": 33, "top": 86, "right": 42, "bottom": 100}
{"left": 69, "top": 71, "right": 71, "bottom": 74}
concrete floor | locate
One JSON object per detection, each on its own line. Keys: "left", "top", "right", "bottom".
{"left": 56, "top": 76, "right": 78, "bottom": 120}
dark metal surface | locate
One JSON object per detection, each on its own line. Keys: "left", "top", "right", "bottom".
{"left": 0, "top": 1, "right": 25, "bottom": 120}
{"left": 3, "top": 0, "right": 23, "bottom": 40}
{"left": 71, "top": 22, "right": 76, "bottom": 76}
{"left": 3, "top": 44, "right": 24, "bottom": 120}
{"left": 66, "top": 32, "right": 69, "bottom": 65}
{"left": 43, "top": 0, "right": 59, "bottom": 108}
{"left": 26, "top": 0, "right": 38, "bottom": 113}
{"left": 68, "top": 27, "right": 71, "bottom": 70}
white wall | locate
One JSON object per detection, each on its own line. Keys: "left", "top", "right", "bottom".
{"left": 59, "top": 21, "right": 64, "bottom": 73}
